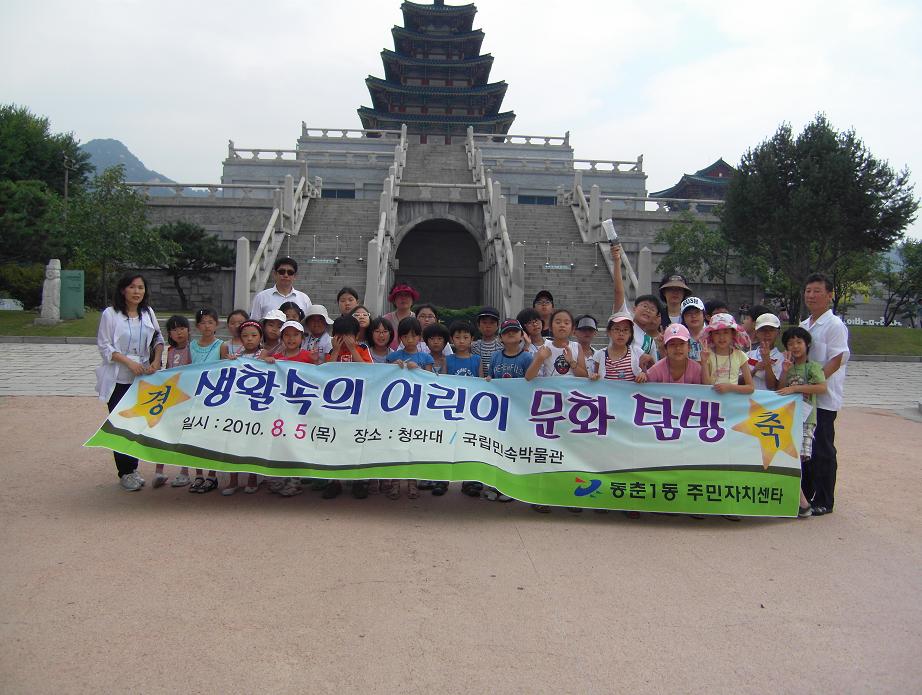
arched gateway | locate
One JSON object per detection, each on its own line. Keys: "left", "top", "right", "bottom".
{"left": 394, "top": 217, "right": 483, "bottom": 308}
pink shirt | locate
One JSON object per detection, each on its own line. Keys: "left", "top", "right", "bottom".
{"left": 646, "top": 357, "right": 703, "bottom": 384}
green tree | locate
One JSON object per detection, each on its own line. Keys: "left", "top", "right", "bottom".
{"left": 0, "top": 180, "right": 66, "bottom": 263}
{"left": 153, "top": 221, "right": 234, "bottom": 310}
{"left": 65, "top": 165, "right": 176, "bottom": 306}
{"left": 0, "top": 104, "right": 93, "bottom": 196}
{"left": 721, "top": 114, "right": 918, "bottom": 319}
{"left": 875, "top": 240, "right": 922, "bottom": 326}
{"left": 654, "top": 211, "right": 740, "bottom": 300}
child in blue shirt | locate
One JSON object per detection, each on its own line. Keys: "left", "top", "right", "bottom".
{"left": 488, "top": 319, "right": 534, "bottom": 379}
{"left": 386, "top": 317, "right": 433, "bottom": 500}
{"left": 446, "top": 320, "right": 481, "bottom": 377}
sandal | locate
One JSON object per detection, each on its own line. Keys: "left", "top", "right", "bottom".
{"left": 280, "top": 479, "right": 303, "bottom": 497}
{"left": 199, "top": 477, "right": 219, "bottom": 493}
{"left": 268, "top": 478, "right": 285, "bottom": 493}
{"left": 387, "top": 481, "right": 400, "bottom": 500}
{"left": 189, "top": 476, "right": 205, "bottom": 493}
{"left": 368, "top": 480, "right": 381, "bottom": 494}
{"left": 407, "top": 481, "right": 419, "bottom": 500}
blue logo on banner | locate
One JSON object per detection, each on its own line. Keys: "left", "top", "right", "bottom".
{"left": 574, "top": 477, "right": 602, "bottom": 497}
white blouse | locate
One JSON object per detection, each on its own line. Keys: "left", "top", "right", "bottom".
{"left": 95, "top": 306, "right": 163, "bottom": 402}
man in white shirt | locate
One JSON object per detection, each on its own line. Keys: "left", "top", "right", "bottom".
{"left": 800, "top": 272, "right": 850, "bottom": 516}
{"left": 248, "top": 257, "right": 312, "bottom": 321}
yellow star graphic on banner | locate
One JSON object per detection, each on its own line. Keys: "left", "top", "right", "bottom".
{"left": 118, "top": 373, "right": 190, "bottom": 428}
{"left": 731, "top": 398, "right": 799, "bottom": 470}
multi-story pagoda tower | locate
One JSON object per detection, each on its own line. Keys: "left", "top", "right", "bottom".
{"left": 358, "top": 0, "right": 515, "bottom": 143}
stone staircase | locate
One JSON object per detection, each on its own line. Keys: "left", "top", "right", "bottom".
{"left": 504, "top": 203, "right": 616, "bottom": 322}
{"left": 399, "top": 144, "right": 480, "bottom": 202}
{"left": 282, "top": 198, "right": 381, "bottom": 309}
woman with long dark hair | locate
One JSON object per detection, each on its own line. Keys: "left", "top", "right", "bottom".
{"left": 95, "top": 273, "right": 164, "bottom": 491}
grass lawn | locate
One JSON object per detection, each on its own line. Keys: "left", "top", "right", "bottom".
{"left": 846, "top": 325, "right": 922, "bottom": 355}
{"left": 0, "top": 310, "right": 101, "bottom": 337}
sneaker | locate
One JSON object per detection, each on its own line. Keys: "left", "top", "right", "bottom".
{"left": 152, "top": 473, "right": 168, "bottom": 489}
{"left": 268, "top": 479, "right": 286, "bottom": 494}
{"left": 280, "top": 479, "right": 303, "bottom": 497}
{"left": 120, "top": 474, "right": 142, "bottom": 492}
{"left": 797, "top": 505, "right": 813, "bottom": 518}
{"left": 811, "top": 505, "right": 832, "bottom": 516}
{"left": 129, "top": 471, "right": 146, "bottom": 487}
{"left": 431, "top": 482, "right": 449, "bottom": 496}
{"left": 171, "top": 473, "right": 191, "bottom": 487}
{"left": 310, "top": 479, "right": 330, "bottom": 491}
{"left": 461, "top": 481, "right": 483, "bottom": 497}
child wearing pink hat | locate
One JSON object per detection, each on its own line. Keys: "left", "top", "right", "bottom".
{"left": 700, "top": 313, "right": 754, "bottom": 394}
{"left": 383, "top": 283, "right": 419, "bottom": 349}
{"left": 645, "top": 323, "right": 703, "bottom": 384}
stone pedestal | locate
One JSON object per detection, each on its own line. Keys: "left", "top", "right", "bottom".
{"left": 34, "top": 259, "right": 62, "bottom": 326}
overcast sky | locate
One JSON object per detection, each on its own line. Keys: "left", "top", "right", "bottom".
{"left": 2, "top": 0, "right": 920, "bottom": 238}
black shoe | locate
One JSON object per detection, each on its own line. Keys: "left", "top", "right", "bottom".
{"left": 321, "top": 480, "right": 343, "bottom": 499}
{"left": 417, "top": 480, "right": 435, "bottom": 490}
{"left": 431, "top": 482, "right": 449, "bottom": 496}
{"left": 811, "top": 505, "right": 832, "bottom": 516}
{"left": 352, "top": 481, "right": 369, "bottom": 499}
{"left": 461, "top": 481, "right": 483, "bottom": 497}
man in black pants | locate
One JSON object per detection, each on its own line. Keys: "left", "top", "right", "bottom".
{"left": 799, "top": 273, "right": 850, "bottom": 515}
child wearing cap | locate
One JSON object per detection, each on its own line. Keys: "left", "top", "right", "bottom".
{"left": 701, "top": 313, "right": 754, "bottom": 394}
{"left": 645, "top": 324, "right": 703, "bottom": 384}
{"left": 741, "top": 304, "right": 773, "bottom": 343}
{"left": 260, "top": 309, "right": 285, "bottom": 357}
{"left": 574, "top": 315, "right": 599, "bottom": 377}
{"left": 265, "top": 321, "right": 317, "bottom": 364}
{"left": 748, "top": 313, "right": 784, "bottom": 390}
{"left": 383, "top": 283, "right": 419, "bottom": 349}
{"left": 533, "top": 290, "right": 555, "bottom": 337}
{"left": 680, "top": 297, "right": 707, "bottom": 361}
{"left": 472, "top": 306, "right": 501, "bottom": 378}
{"left": 487, "top": 319, "right": 534, "bottom": 379}
{"left": 777, "top": 326, "right": 828, "bottom": 518}
{"left": 525, "top": 309, "right": 587, "bottom": 380}
{"left": 658, "top": 273, "right": 693, "bottom": 328}
{"left": 589, "top": 312, "right": 648, "bottom": 383}
{"left": 303, "top": 304, "right": 334, "bottom": 361}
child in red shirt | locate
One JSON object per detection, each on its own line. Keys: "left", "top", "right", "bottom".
{"left": 325, "top": 315, "right": 373, "bottom": 364}
{"left": 266, "top": 320, "right": 317, "bottom": 364}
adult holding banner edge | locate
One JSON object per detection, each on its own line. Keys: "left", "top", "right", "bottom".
{"left": 95, "top": 273, "right": 164, "bottom": 491}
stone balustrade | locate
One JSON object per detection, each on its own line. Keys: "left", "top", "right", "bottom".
{"left": 574, "top": 157, "right": 643, "bottom": 173}
{"left": 300, "top": 122, "right": 403, "bottom": 140}
{"left": 126, "top": 182, "right": 282, "bottom": 199}
{"left": 601, "top": 195, "right": 723, "bottom": 214}
{"left": 471, "top": 131, "right": 570, "bottom": 147}
{"left": 398, "top": 181, "right": 485, "bottom": 201}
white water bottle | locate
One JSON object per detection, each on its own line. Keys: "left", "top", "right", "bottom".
{"left": 602, "top": 218, "right": 619, "bottom": 243}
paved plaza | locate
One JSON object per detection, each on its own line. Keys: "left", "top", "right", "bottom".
{"left": 0, "top": 344, "right": 920, "bottom": 693}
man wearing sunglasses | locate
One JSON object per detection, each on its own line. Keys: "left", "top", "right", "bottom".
{"left": 249, "top": 257, "right": 312, "bottom": 321}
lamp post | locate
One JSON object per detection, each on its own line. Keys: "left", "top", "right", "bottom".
{"left": 62, "top": 154, "right": 75, "bottom": 221}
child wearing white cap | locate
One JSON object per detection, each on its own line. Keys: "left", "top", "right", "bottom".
{"left": 748, "top": 313, "right": 784, "bottom": 390}
{"left": 303, "top": 304, "right": 334, "bottom": 361}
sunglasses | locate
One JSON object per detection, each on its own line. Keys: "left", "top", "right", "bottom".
{"left": 276, "top": 268, "right": 296, "bottom": 276}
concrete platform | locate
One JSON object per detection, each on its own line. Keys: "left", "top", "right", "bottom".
{"left": 0, "top": 396, "right": 920, "bottom": 693}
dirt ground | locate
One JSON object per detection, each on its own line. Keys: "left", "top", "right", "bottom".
{"left": 1, "top": 396, "right": 920, "bottom": 694}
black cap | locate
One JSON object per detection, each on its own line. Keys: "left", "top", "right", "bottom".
{"left": 478, "top": 306, "right": 500, "bottom": 320}
{"left": 533, "top": 290, "right": 554, "bottom": 305}
{"left": 500, "top": 319, "right": 523, "bottom": 334}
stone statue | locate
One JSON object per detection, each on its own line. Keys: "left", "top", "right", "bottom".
{"left": 36, "top": 259, "right": 62, "bottom": 325}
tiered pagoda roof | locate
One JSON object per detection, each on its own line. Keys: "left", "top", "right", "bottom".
{"left": 651, "top": 159, "right": 736, "bottom": 200}
{"left": 359, "top": 0, "right": 515, "bottom": 139}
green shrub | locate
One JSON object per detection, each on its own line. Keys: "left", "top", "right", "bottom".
{"left": 0, "top": 263, "right": 44, "bottom": 309}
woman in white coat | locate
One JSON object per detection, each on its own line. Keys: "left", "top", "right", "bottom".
{"left": 95, "top": 273, "right": 164, "bottom": 491}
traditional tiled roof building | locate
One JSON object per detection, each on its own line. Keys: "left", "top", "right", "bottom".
{"left": 650, "top": 158, "right": 735, "bottom": 212}
{"left": 358, "top": 0, "right": 515, "bottom": 143}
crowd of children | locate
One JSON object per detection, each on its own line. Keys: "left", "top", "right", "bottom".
{"left": 133, "top": 250, "right": 827, "bottom": 519}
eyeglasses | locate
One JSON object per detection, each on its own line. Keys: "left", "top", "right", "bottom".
{"left": 276, "top": 268, "right": 296, "bottom": 276}
{"left": 534, "top": 300, "right": 552, "bottom": 306}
